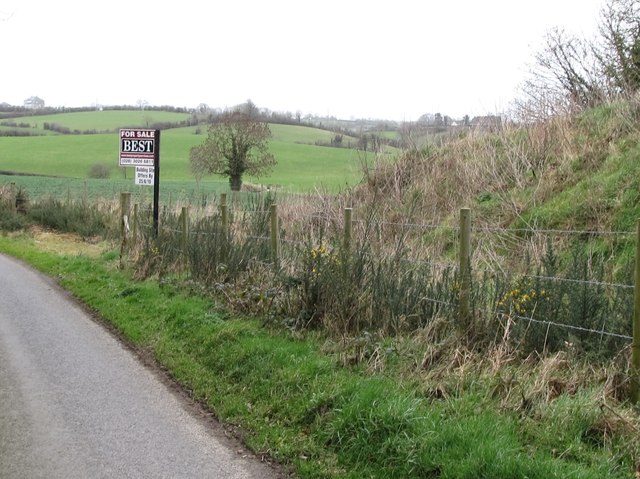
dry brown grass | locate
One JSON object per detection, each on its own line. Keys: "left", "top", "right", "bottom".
{"left": 412, "top": 330, "right": 639, "bottom": 445}
{"left": 12, "top": 226, "right": 110, "bottom": 258}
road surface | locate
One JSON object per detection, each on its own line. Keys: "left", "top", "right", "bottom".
{"left": 0, "top": 253, "right": 282, "bottom": 478}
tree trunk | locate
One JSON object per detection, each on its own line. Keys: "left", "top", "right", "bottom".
{"left": 229, "top": 175, "right": 242, "bottom": 191}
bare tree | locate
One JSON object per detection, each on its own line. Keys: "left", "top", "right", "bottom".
{"left": 596, "top": 0, "right": 640, "bottom": 94}
{"left": 190, "top": 112, "right": 276, "bottom": 191}
{"left": 518, "top": 0, "right": 640, "bottom": 120}
{"left": 520, "top": 28, "right": 604, "bottom": 119}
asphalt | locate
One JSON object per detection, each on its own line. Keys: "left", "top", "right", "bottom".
{"left": 0, "top": 253, "right": 283, "bottom": 478}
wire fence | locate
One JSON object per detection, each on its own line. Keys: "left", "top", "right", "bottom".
{"left": 122, "top": 197, "right": 638, "bottom": 358}
{"left": 20, "top": 184, "right": 630, "bottom": 358}
{"left": 4, "top": 182, "right": 638, "bottom": 379}
{"left": 5, "top": 181, "right": 640, "bottom": 397}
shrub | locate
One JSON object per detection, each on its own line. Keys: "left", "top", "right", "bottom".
{"left": 0, "top": 204, "right": 29, "bottom": 231}
{"left": 14, "top": 186, "right": 29, "bottom": 214}
{"left": 27, "top": 198, "right": 114, "bottom": 238}
{"left": 88, "top": 162, "right": 111, "bottom": 179}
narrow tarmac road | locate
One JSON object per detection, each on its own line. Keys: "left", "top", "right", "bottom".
{"left": 0, "top": 253, "right": 282, "bottom": 478}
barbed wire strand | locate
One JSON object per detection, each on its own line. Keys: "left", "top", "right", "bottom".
{"left": 281, "top": 238, "right": 306, "bottom": 247}
{"left": 118, "top": 204, "right": 635, "bottom": 238}
{"left": 478, "top": 226, "right": 635, "bottom": 236}
{"left": 475, "top": 266, "right": 634, "bottom": 290}
{"left": 247, "top": 235, "right": 270, "bottom": 242}
{"left": 352, "top": 219, "right": 457, "bottom": 231}
{"left": 410, "top": 259, "right": 458, "bottom": 270}
{"left": 421, "top": 297, "right": 457, "bottom": 308}
{"left": 521, "top": 273, "right": 634, "bottom": 290}
{"left": 501, "top": 313, "right": 632, "bottom": 341}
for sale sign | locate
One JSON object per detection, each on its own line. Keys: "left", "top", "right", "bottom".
{"left": 119, "top": 129, "right": 157, "bottom": 166}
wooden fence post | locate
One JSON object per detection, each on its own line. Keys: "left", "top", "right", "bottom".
{"left": 220, "top": 193, "right": 228, "bottom": 232}
{"left": 631, "top": 220, "right": 640, "bottom": 403}
{"left": 459, "top": 208, "right": 472, "bottom": 329}
{"left": 344, "top": 207, "right": 353, "bottom": 252}
{"left": 180, "top": 206, "right": 189, "bottom": 258}
{"left": 132, "top": 203, "right": 138, "bottom": 243}
{"left": 120, "top": 192, "right": 131, "bottom": 244}
{"left": 9, "top": 182, "right": 16, "bottom": 213}
{"left": 119, "top": 192, "right": 132, "bottom": 268}
{"left": 270, "top": 203, "right": 279, "bottom": 265}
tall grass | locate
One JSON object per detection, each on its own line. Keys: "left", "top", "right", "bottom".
{"left": 27, "top": 198, "right": 118, "bottom": 238}
{"left": 0, "top": 185, "right": 118, "bottom": 237}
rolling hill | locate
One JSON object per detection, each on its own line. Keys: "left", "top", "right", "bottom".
{"left": 0, "top": 110, "right": 394, "bottom": 195}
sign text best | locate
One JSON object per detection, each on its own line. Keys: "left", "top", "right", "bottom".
{"left": 119, "top": 129, "right": 157, "bottom": 166}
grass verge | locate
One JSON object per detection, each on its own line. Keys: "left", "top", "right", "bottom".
{"left": 0, "top": 233, "right": 637, "bottom": 478}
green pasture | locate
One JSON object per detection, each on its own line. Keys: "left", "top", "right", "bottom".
{"left": 377, "top": 130, "right": 401, "bottom": 140}
{"left": 0, "top": 125, "right": 56, "bottom": 136}
{"left": 3, "top": 110, "right": 192, "bottom": 133}
{"left": 0, "top": 174, "right": 228, "bottom": 206}
{"left": 0, "top": 121, "right": 387, "bottom": 193}
{"left": 269, "top": 123, "right": 356, "bottom": 145}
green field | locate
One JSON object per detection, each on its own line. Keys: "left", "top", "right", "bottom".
{"left": 1, "top": 110, "right": 192, "bottom": 134}
{"left": 0, "top": 175, "right": 229, "bottom": 206}
{"left": 0, "top": 111, "right": 390, "bottom": 194}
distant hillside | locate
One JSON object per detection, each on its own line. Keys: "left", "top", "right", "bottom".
{"left": 0, "top": 115, "right": 392, "bottom": 192}
{"left": 0, "top": 110, "right": 194, "bottom": 136}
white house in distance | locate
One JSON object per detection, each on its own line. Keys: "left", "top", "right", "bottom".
{"left": 24, "top": 96, "right": 45, "bottom": 109}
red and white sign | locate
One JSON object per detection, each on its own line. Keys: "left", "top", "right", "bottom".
{"left": 119, "top": 129, "right": 156, "bottom": 166}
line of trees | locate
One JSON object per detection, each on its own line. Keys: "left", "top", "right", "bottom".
{"left": 192, "top": 99, "right": 312, "bottom": 129}
{"left": 0, "top": 104, "right": 192, "bottom": 120}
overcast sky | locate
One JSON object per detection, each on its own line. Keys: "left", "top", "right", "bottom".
{"left": 0, "top": 0, "right": 606, "bottom": 121}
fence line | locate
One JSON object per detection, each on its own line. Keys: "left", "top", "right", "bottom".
{"left": 133, "top": 204, "right": 635, "bottom": 241}
{"left": 122, "top": 200, "right": 640, "bottom": 401}
{"left": 132, "top": 203, "right": 636, "bottom": 294}
{"left": 353, "top": 219, "right": 455, "bottom": 231}
{"left": 411, "top": 259, "right": 458, "bottom": 270}
{"left": 353, "top": 218, "right": 634, "bottom": 237}
{"left": 520, "top": 273, "right": 634, "bottom": 290}
{"left": 474, "top": 265, "right": 635, "bottom": 290}
{"left": 247, "top": 235, "right": 270, "bottom": 242}
{"left": 478, "top": 226, "right": 636, "bottom": 236}
{"left": 503, "top": 313, "right": 633, "bottom": 341}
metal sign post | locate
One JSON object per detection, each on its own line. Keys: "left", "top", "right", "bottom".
{"left": 119, "top": 128, "right": 161, "bottom": 237}
{"left": 153, "top": 130, "right": 160, "bottom": 237}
